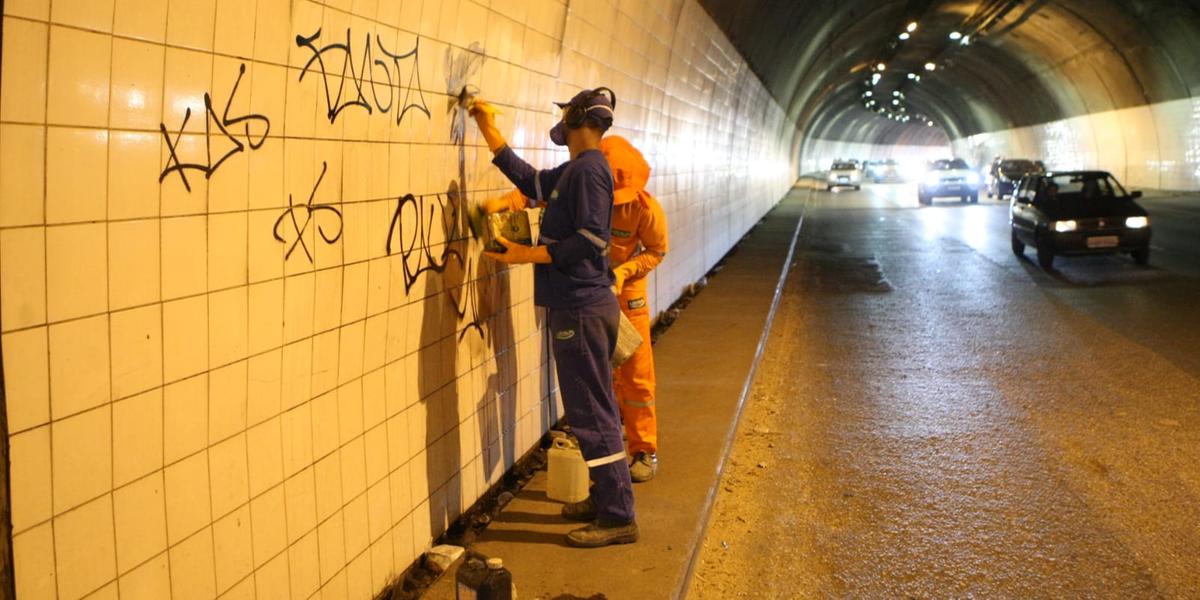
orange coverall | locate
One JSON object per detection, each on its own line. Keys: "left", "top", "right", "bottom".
{"left": 493, "top": 136, "right": 669, "bottom": 454}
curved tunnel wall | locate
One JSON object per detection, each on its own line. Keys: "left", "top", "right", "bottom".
{"left": 699, "top": 0, "right": 1200, "bottom": 190}
{"left": 0, "top": 1, "right": 795, "bottom": 598}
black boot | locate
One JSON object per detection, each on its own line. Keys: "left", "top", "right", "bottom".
{"left": 566, "top": 519, "right": 640, "bottom": 548}
{"left": 561, "top": 497, "right": 597, "bottom": 522}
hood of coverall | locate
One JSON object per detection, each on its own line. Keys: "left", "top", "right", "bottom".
{"left": 599, "top": 135, "right": 650, "bottom": 206}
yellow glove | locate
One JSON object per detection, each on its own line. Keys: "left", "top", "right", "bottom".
{"left": 612, "top": 264, "right": 634, "bottom": 294}
{"left": 469, "top": 99, "right": 507, "bottom": 153}
{"left": 482, "top": 195, "right": 511, "bottom": 214}
{"left": 483, "top": 236, "right": 551, "bottom": 265}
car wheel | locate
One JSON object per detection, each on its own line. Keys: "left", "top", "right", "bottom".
{"left": 854, "top": 185, "right": 861, "bottom": 191}
{"left": 1132, "top": 248, "right": 1150, "bottom": 265}
{"left": 1011, "top": 229, "right": 1025, "bottom": 256}
{"left": 1036, "top": 233, "right": 1055, "bottom": 270}
{"left": 826, "top": 185, "right": 832, "bottom": 192}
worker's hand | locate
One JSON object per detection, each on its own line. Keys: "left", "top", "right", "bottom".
{"left": 612, "top": 265, "right": 632, "bottom": 294}
{"left": 483, "top": 236, "right": 552, "bottom": 265}
{"left": 469, "top": 98, "right": 507, "bottom": 153}
{"left": 481, "top": 195, "right": 511, "bottom": 215}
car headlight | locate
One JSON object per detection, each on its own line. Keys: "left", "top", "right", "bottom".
{"left": 1125, "top": 216, "right": 1149, "bottom": 229}
{"left": 1053, "top": 220, "right": 1078, "bottom": 233}
{"left": 966, "top": 172, "right": 981, "bottom": 185}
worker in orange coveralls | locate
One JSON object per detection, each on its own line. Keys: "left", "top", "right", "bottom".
{"left": 481, "top": 135, "right": 669, "bottom": 482}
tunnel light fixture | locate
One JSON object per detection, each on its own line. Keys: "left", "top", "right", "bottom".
{"left": 864, "top": 90, "right": 873, "bottom": 97}
{"left": 907, "top": 22, "right": 918, "bottom": 33}
{"left": 892, "top": 90, "right": 901, "bottom": 96}
{"left": 949, "top": 31, "right": 963, "bottom": 40}
{"left": 892, "top": 99, "right": 900, "bottom": 105}
{"left": 907, "top": 73, "right": 921, "bottom": 81}
{"left": 899, "top": 32, "right": 911, "bottom": 40}
{"left": 960, "top": 35, "right": 971, "bottom": 46}
{"left": 924, "top": 62, "right": 937, "bottom": 71}
{"left": 872, "top": 73, "right": 882, "bottom": 85}
{"left": 927, "top": 121, "right": 935, "bottom": 127}
{"left": 876, "top": 62, "right": 887, "bottom": 71}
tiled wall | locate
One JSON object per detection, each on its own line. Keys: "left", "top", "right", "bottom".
{"left": 952, "top": 96, "right": 1200, "bottom": 191}
{"left": 0, "top": 1, "right": 796, "bottom": 599}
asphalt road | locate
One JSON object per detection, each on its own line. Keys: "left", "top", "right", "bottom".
{"left": 689, "top": 184, "right": 1200, "bottom": 598}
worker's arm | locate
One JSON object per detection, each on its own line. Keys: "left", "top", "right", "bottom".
{"left": 612, "top": 193, "right": 669, "bottom": 290}
{"left": 481, "top": 188, "right": 530, "bottom": 214}
{"left": 547, "top": 168, "right": 612, "bottom": 270}
{"left": 472, "top": 99, "right": 565, "bottom": 205}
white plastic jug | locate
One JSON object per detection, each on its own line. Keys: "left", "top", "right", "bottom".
{"left": 546, "top": 434, "right": 590, "bottom": 503}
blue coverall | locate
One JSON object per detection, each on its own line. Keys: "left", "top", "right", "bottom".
{"left": 492, "top": 145, "right": 636, "bottom": 524}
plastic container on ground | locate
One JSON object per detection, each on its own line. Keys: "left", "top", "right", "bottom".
{"left": 456, "top": 556, "right": 516, "bottom": 600}
{"left": 547, "top": 432, "right": 590, "bottom": 503}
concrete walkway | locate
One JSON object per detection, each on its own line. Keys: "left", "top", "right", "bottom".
{"left": 423, "top": 186, "right": 809, "bottom": 599}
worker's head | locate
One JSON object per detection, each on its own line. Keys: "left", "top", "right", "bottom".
{"left": 549, "top": 87, "right": 616, "bottom": 148}
{"left": 599, "top": 135, "right": 650, "bottom": 205}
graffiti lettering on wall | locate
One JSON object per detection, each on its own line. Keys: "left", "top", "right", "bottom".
{"left": 385, "top": 187, "right": 485, "bottom": 341}
{"left": 273, "top": 161, "right": 344, "bottom": 262}
{"left": 296, "top": 28, "right": 432, "bottom": 125}
{"left": 159, "top": 63, "right": 270, "bottom": 192}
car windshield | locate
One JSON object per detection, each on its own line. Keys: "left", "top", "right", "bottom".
{"left": 932, "top": 159, "right": 969, "bottom": 170}
{"left": 832, "top": 162, "right": 856, "bottom": 170}
{"left": 1001, "top": 160, "right": 1038, "bottom": 173}
{"left": 1040, "top": 173, "right": 1129, "bottom": 200}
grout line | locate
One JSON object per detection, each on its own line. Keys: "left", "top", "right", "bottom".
{"left": 39, "top": 1, "right": 59, "bottom": 597}
{"left": 156, "top": 1, "right": 174, "bottom": 597}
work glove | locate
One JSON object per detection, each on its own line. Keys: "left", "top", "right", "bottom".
{"left": 469, "top": 98, "right": 507, "bottom": 153}
{"left": 483, "top": 236, "right": 551, "bottom": 265}
{"left": 481, "top": 195, "right": 511, "bottom": 214}
{"left": 612, "top": 264, "right": 634, "bottom": 294}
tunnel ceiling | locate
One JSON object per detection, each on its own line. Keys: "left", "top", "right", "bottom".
{"left": 697, "top": 0, "right": 1200, "bottom": 145}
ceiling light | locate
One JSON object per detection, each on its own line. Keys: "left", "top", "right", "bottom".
{"left": 925, "top": 62, "right": 937, "bottom": 71}
{"left": 864, "top": 91, "right": 873, "bottom": 97}
{"left": 899, "top": 32, "right": 910, "bottom": 40}
{"left": 949, "top": 31, "right": 962, "bottom": 40}
{"left": 872, "top": 73, "right": 882, "bottom": 85}
{"left": 907, "top": 22, "right": 918, "bottom": 33}
{"left": 893, "top": 99, "right": 900, "bottom": 105}
{"left": 876, "top": 63, "right": 887, "bottom": 71}
{"left": 960, "top": 35, "right": 971, "bottom": 45}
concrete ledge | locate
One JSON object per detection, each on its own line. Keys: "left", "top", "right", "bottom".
{"left": 422, "top": 187, "right": 810, "bottom": 600}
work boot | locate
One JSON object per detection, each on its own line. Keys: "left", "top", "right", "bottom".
{"left": 561, "top": 497, "right": 597, "bottom": 522}
{"left": 629, "top": 452, "right": 658, "bottom": 483}
{"left": 566, "top": 519, "right": 640, "bottom": 548}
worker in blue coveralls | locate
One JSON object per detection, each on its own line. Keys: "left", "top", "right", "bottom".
{"left": 470, "top": 88, "right": 638, "bottom": 548}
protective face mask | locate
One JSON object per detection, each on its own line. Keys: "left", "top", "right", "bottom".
{"left": 549, "top": 120, "right": 568, "bottom": 146}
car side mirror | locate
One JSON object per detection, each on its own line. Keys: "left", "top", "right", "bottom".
{"left": 1130, "top": 190, "right": 1143, "bottom": 199}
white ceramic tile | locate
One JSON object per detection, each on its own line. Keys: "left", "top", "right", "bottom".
{"left": 163, "top": 374, "right": 208, "bottom": 464}
{"left": 117, "top": 552, "right": 170, "bottom": 600}
{"left": 280, "top": 401, "right": 313, "bottom": 477}
{"left": 315, "top": 510, "right": 346, "bottom": 584}
{"left": 247, "top": 349, "right": 282, "bottom": 425}
{"left": 287, "top": 530, "right": 320, "bottom": 599}
{"left": 3, "top": 327, "right": 50, "bottom": 433}
{"left": 209, "top": 359, "right": 248, "bottom": 443}
{"left": 168, "top": 527, "right": 217, "bottom": 600}
{"left": 166, "top": 0, "right": 216, "bottom": 52}
{"left": 0, "top": 124, "right": 46, "bottom": 227}
{"left": 212, "top": 504, "right": 254, "bottom": 593}
{"left": 46, "top": 223, "right": 107, "bottom": 322}
{"left": 208, "top": 212, "right": 249, "bottom": 290}
{"left": 13, "top": 521, "right": 57, "bottom": 599}
{"left": 107, "top": 218, "right": 160, "bottom": 310}
{"left": 109, "top": 304, "right": 163, "bottom": 399}
{"left": 162, "top": 295, "right": 209, "bottom": 382}
{"left": 0, "top": 227, "right": 46, "bottom": 331}
{"left": 53, "top": 494, "right": 117, "bottom": 600}
{"left": 161, "top": 215, "right": 207, "bottom": 300}
{"left": 45, "top": 127, "right": 108, "bottom": 224}
{"left": 0, "top": 18, "right": 48, "bottom": 123}
{"left": 9, "top": 426, "right": 52, "bottom": 533}
{"left": 47, "top": 315, "right": 110, "bottom": 419}
{"left": 112, "top": 388, "right": 163, "bottom": 487}
{"left": 164, "top": 451, "right": 212, "bottom": 545}
{"left": 112, "top": 471, "right": 167, "bottom": 575}
{"left": 208, "top": 285, "right": 249, "bottom": 367}
{"left": 51, "top": 405, "right": 112, "bottom": 515}
{"left": 207, "top": 433, "right": 250, "bottom": 518}
{"left": 109, "top": 38, "right": 165, "bottom": 130}
{"left": 46, "top": 26, "right": 111, "bottom": 127}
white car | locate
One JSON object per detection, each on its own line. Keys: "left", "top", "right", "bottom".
{"left": 827, "top": 161, "right": 863, "bottom": 191}
{"left": 918, "top": 158, "right": 980, "bottom": 204}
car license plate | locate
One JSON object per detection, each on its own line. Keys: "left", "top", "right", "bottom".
{"left": 838, "top": 176, "right": 848, "bottom": 182}
{"left": 1087, "top": 235, "right": 1119, "bottom": 248}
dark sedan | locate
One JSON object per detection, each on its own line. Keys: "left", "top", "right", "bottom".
{"left": 988, "top": 158, "right": 1043, "bottom": 198}
{"left": 1010, "top": 171, "right": 1151, "bottom": 269}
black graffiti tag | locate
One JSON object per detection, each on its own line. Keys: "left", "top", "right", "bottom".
{"left": 159, "top": 64, "right": 270, "bottom": 191}
{"left": 296, "top": 28, "right": 431, "bottom": 125}
{"left": 273, "top": 162, "right": 343, "bottom": 263}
